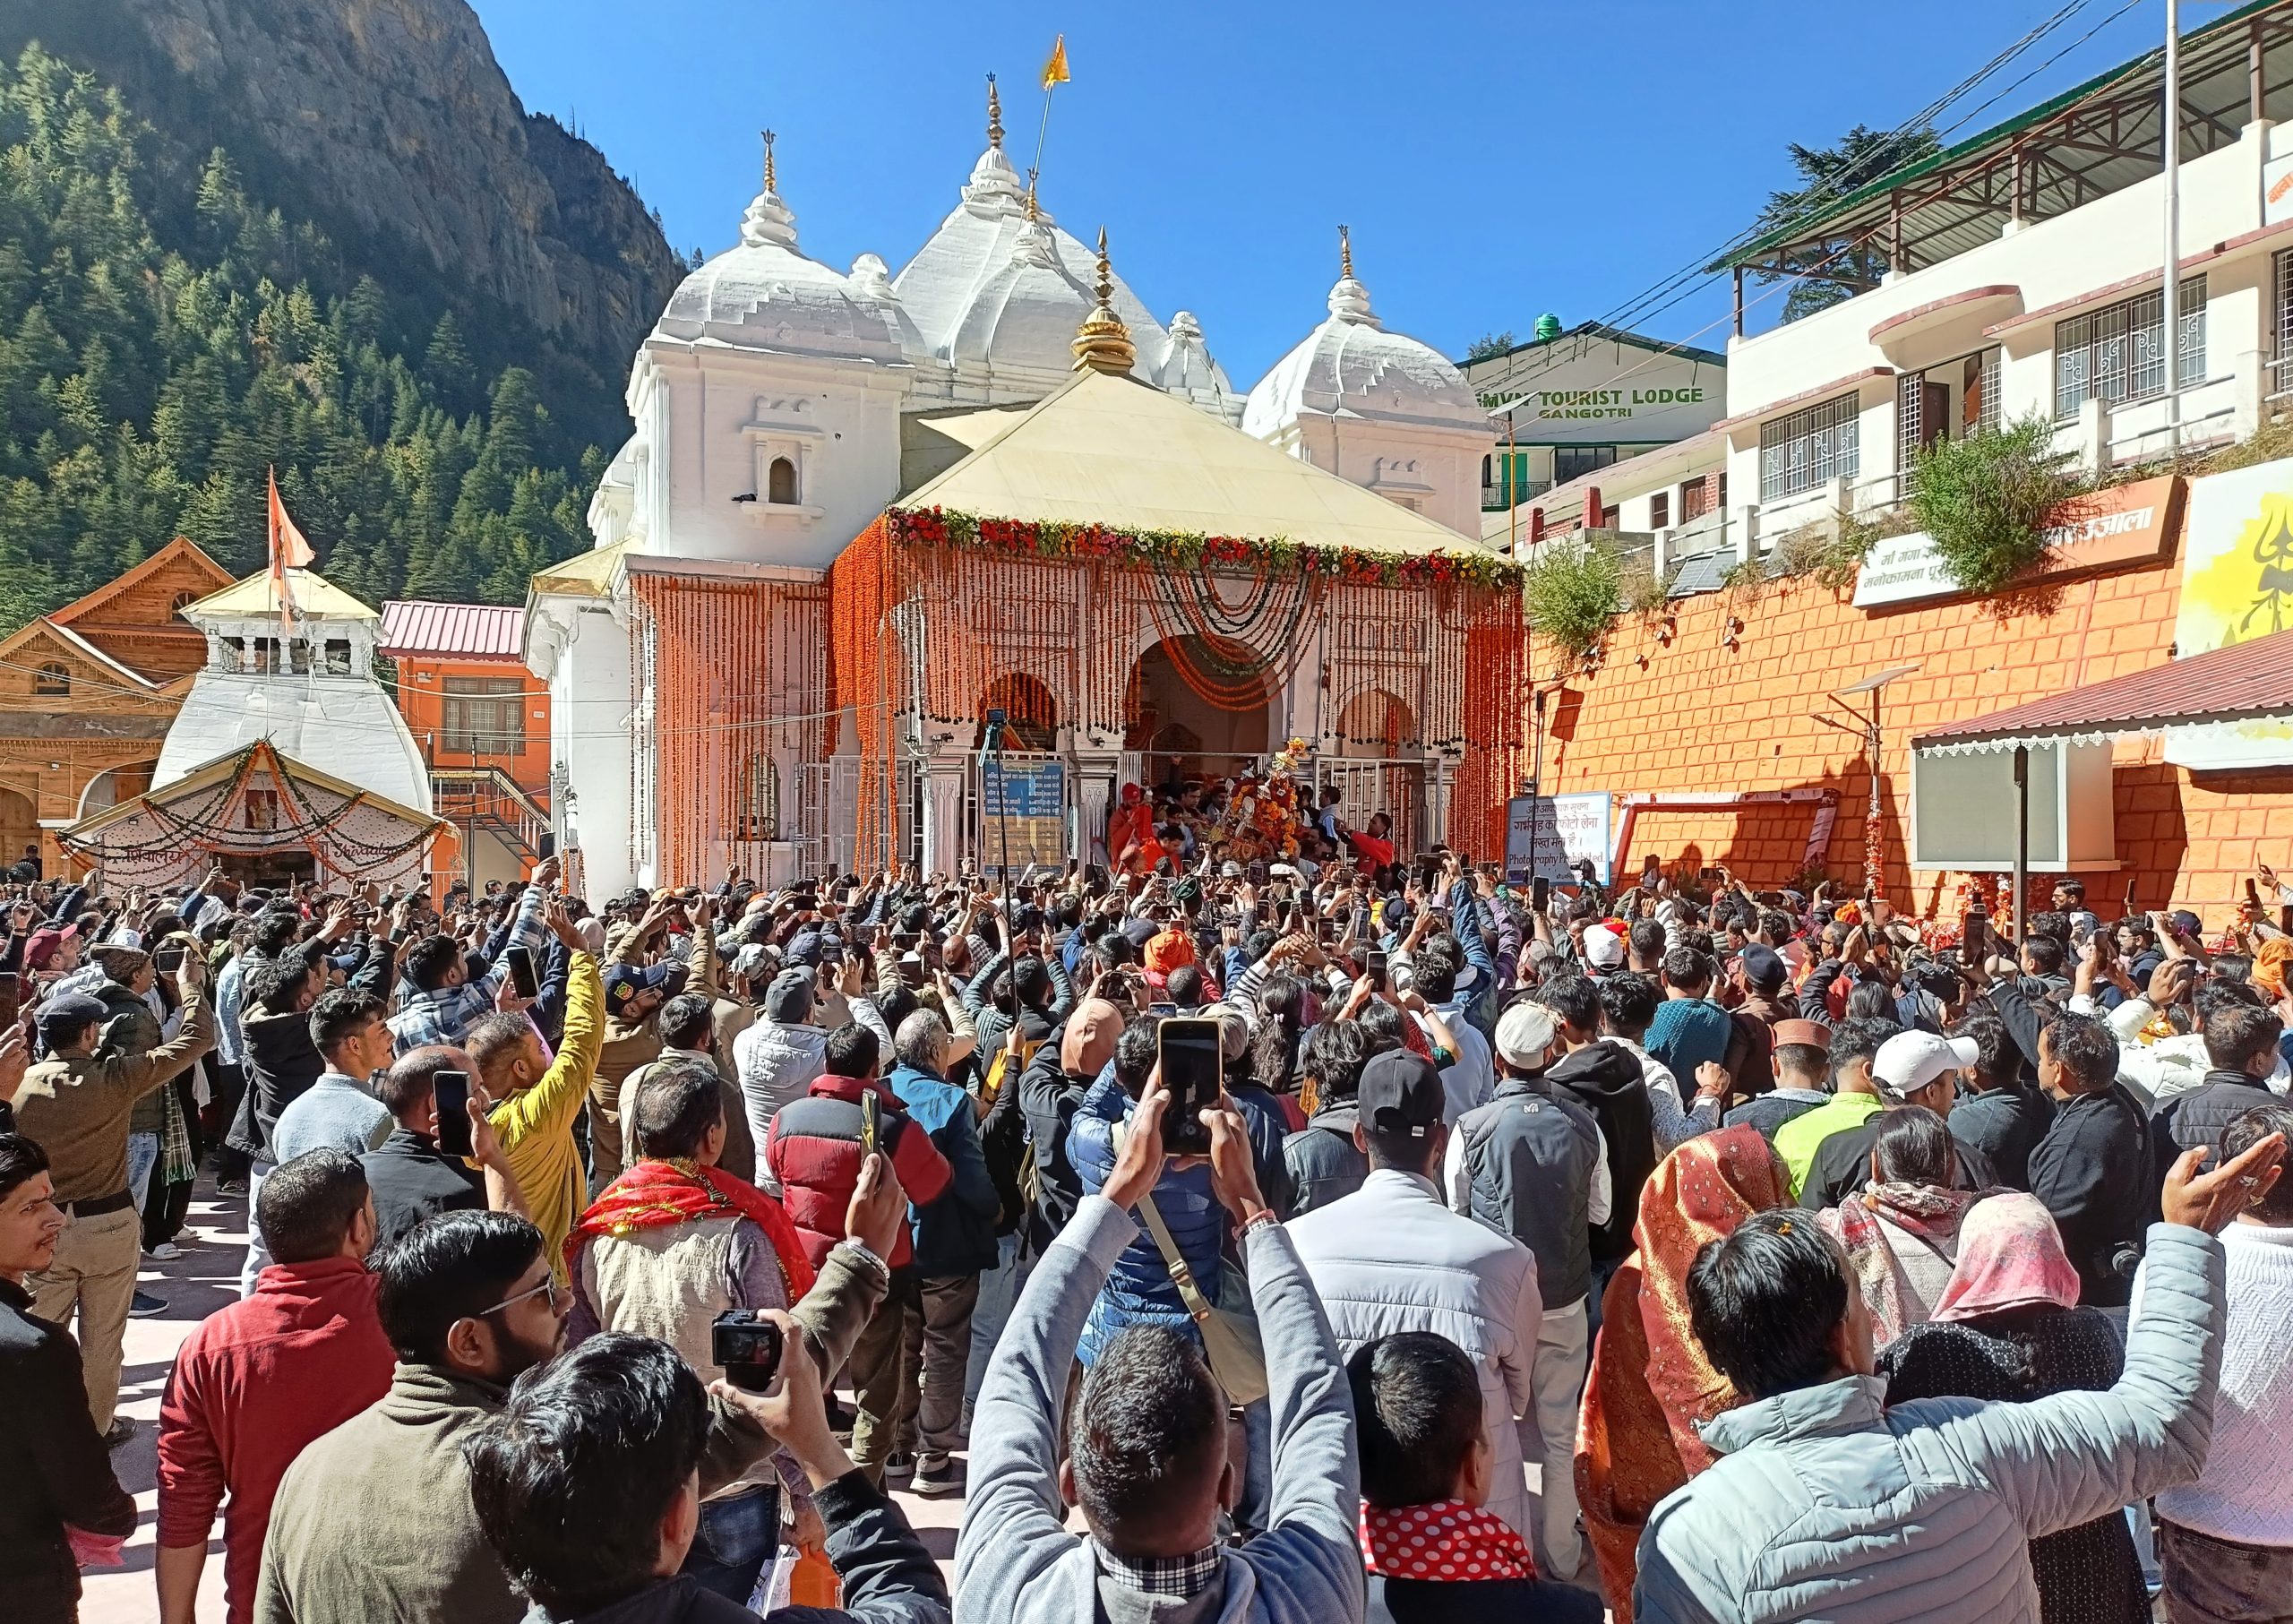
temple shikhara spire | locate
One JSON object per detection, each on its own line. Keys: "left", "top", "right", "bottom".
{"left": 985, "top": 73, "right": 1003, "bottom": 149}
{"left": 1339, "top": 222, "right": 1353, "bottom": 279}
{"left": 761, "top": 128, "right": 777, "bottom": 193}
{"left": 1070, "top": 226, "right": 1137, "bottom": 375}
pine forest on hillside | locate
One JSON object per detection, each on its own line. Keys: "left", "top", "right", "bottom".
{"left": 0, "top": 44, "right": 623, "bottom": 634}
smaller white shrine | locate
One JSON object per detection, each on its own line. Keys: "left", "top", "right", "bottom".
{"left": 61, "top": 569, "right": 442, "bottom": 889}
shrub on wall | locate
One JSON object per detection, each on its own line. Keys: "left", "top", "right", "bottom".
{"left": 1523, "top": 537, "right": 1627, "bottom": 657}
{"left": 1907, "top": 413, "right": 2090, "bottom": 595}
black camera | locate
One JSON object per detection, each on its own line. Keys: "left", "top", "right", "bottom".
{"left": 709, "top": 1309, "right": 785, "bottom": 1393}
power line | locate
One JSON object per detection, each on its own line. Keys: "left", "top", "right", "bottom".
{"left": 1572, "top": 0, "right": 2130, "bottom": 345}
{"left": 1485, "top": 0, "right": 2153, "bottom": 460}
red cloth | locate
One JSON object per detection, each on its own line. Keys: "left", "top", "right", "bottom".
{"left": 155, "top": 1256, "right": 392, "bottom": 1623}
{"left": 568, "top": 1158, "right": 816, "bottom": 1302}
{"left": 766, "top": 1075, "right": 951, "bottom": 1268}
{"left": 1359, "top": 1499, "right": 1535, "bottom": 1580}
{"left": 1109, "top": 800, "right": 1155, "bottom": 872}
{"left": 1346, "top": 829, "right": 1396, "bottom": 869}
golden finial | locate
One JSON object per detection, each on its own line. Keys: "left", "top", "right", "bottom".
{"left": 986, "top": 74, "right": 1003, "bottom": 149}
{"left": 762, "top": 129, "right": 777, "bottom": 193}
{"left": 1339, "top": 223, "right": 1353, "bottom": 279}
{"left": 1025, "top": 167, "right": 1041, "bottom": 223}
{"left": 1072, "top": 226, "right": 1137, "bottom": 375}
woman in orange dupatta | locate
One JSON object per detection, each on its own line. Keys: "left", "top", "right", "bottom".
{"left": 1574, "top": 1124, "right": 1791, "bottom": 1619}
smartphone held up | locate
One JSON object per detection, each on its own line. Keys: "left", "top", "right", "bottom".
{"left": 1156, "top": 1017, "right": 1223, "bottom": 1156}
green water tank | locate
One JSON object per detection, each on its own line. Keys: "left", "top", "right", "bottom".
{"left": 1533, "top": 313, "right": 1562, "bottom": 341}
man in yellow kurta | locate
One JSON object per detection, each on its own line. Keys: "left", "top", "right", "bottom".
{"left": 468, "top": 898, "right": 605, "bottom": 1278}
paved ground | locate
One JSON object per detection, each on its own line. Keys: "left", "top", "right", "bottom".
{"left": 79, "top": 1175, "right": 974, "bottom": 1624}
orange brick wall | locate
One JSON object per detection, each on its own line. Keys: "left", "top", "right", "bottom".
{"left": 391, "top": 656, "right": 552, "bottom": 795}
{"left": 1534, "top": 556, "right": 2293, "bottom": 927}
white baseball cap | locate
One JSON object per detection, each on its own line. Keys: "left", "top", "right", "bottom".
{"left": 1873, "top": 1031, "right": 1980, "bottom": 1097}
{"left": 1583, "top": 924, "right": 1625, "bottom": 968}
{"left": 1495, "top": 1001, "right": 1559, "bottom": 1067}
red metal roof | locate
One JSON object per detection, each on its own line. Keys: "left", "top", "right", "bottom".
{"left": 1912, "top": 626, "right": 2293, "bottom": 749}
{"left": 378, "top": 600, "right": 527, "bottom": 660}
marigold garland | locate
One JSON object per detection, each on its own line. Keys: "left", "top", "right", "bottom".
{"left": 887, "top": 506, "right": 1526, "bottom": 591}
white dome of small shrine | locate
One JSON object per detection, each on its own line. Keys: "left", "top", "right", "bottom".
{"left": 652, "top": 137, "right": 905, "bottom": 365}
{"left": 1241, "top": 230, "right": 1486, "bottom": 440}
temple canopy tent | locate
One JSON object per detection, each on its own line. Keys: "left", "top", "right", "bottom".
{"left": 57, "top": 739, "right": 443, "bottom": 890}
{"left": 1910, "top": 625, "right": 2293, "bottom": 912}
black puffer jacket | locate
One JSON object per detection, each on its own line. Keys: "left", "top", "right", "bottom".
{"left": 1546, "top": 1039, "right": 1656, "bottom": 1262}
{"left": 2151, "top": 1068, "right": 2278, "bottom": 1173}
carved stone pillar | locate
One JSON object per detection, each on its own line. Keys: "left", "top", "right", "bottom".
{"left": 922, "top": 751, "right": 970, "bottom": 879}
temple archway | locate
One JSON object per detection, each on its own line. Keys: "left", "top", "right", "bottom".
{"left": 974, "top": 673, "right": 1060, "bottom": 752}
{"left": 1335, "top": 689, "right": 1415, "bottom": 760}
{"left": 1123, "top": 636, "right": 1272, "bottom": 786}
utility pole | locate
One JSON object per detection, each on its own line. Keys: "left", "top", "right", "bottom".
{"left": 2163, "top": 0, "right": 2183, "bottom": 453}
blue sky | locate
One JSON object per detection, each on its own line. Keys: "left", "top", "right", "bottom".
{"left": 470, "top": 0, "right": 2177, "bottom": 385}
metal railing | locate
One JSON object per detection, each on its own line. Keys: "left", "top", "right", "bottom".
{"left": 430, "top": 767, "right": 551, "bottom": 864}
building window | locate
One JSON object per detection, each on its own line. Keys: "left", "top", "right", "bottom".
{"left": 1649, "top": 491, "right": 1670, "bottom": 529}
{"left": 33, "top": 662, "right": 68, "bottom": 697}
{"left": 441, "top": 676, "right": 527, "bottom": 758}
{"left": 2273, "top": 250, "right": 2293, "bottom": 397}
{"left": 766, "top": 456, "right": 799, "bottom": 504}
{"left": 1679, "top": 476, "right": 1713, "bottom": 522}
{"left": 1758, "top": 391, "right": 1859, "bottom": 503}
{"left": 324, "top": 640, "right": 352, "bottom": 675}
{"left": 169, "top": 590, "right": 196, "bottom": 614}
{"left": 2055, "top": 275, "right": 2204, "bottom": 418}
{"left": 1554, "top": 444, "right": 1619, "bottom": 485}
{"left": 1964, "top": 348, "right": 2001, "bottom": 434}
{"left": 1481, "top": 450, "right": 1537, "bottom": 511}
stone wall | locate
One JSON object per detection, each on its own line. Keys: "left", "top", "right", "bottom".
{"left": 1535, "top": 555, "right": 2293, "bottom": 923}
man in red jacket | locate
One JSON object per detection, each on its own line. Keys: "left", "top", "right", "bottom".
{"left": 767, "top": 1023, "right": 949, "bottom": 1486}
{"left": 155, "top": 1147, "right": 393, "bottom": 1624}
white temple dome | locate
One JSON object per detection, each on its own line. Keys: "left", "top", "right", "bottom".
{"left": 652, "top": 152, "right": 905, "bottom": 365}
{"left": 1148, "top": 310, "right": 1238, "bottom": 419}
{"left": 892, "top": 87, "right": 1177, "bottom": 391}
{"left": 1241, "top": 249, "right": 1485, "bottom": 440}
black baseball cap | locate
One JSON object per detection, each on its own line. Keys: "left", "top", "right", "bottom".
{"left": 1357, "top": 1050, "right": 1445, "bottom": 1139}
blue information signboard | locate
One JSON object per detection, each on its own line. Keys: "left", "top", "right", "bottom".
{"left": 982, "top": 758, "right": 1067, "bottom": 865}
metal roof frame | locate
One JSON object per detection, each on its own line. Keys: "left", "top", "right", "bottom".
{"left": 1724, "top": 0, "right": 2293, "bottom": 285}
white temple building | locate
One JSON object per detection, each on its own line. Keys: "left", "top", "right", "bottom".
{"left": 530, "top": 88, "right": 1499, "bottom": 893}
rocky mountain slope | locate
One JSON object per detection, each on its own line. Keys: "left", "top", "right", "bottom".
{"left": 1, "top": 0, "right": 683, "bottom": 411}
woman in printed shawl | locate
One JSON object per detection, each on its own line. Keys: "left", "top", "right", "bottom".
{"left": 1574, "top": 1125, "right": 1791, "bottom": 1619}
{"left": 1816, "top": 1105, "right": 1984, "bottom": 1349}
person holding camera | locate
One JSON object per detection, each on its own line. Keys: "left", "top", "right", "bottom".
{"left": 463, "top": 1319, "right": 949, "bottom": 1624}
{"left": 564, "top": 1061, "right": 820, "bottom": 1607}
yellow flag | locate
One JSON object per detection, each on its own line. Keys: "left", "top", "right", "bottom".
{"left": 1041, "top": 34, "right": 1070, "bottom": 90}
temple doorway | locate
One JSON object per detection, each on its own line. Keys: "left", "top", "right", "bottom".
{"left": 1123, "top": 637, "right": 1274, "bottom": 788}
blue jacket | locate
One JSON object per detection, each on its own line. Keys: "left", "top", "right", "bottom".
{"left": 1064, "top": 1065, "right": 1225, "bottom": 1365}
{"left": 886, "top": 1062, "right": 1001, "bottom": 1278}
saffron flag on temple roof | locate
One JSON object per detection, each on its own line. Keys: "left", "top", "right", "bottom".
{"left": 1040, "top": 34, "right": 1069, "bottom": 90}
{"left": 267, "top": 466, "right": 314, "bottom": 636}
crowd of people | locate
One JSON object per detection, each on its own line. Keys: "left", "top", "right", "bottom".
{"left": 2, "top": 826, "right": 2291, "bottom": 1624}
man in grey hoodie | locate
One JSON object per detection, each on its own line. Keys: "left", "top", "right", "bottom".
{"left": 954, "top": 1082, "right": 1362, "bottom": 1624}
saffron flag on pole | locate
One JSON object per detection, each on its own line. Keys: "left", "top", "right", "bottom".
{"left": 1041, "top": 34, "right": 1069, "bottom": 90}
{"left": 266, "top": 466, "right": 313, "bottom": 637}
